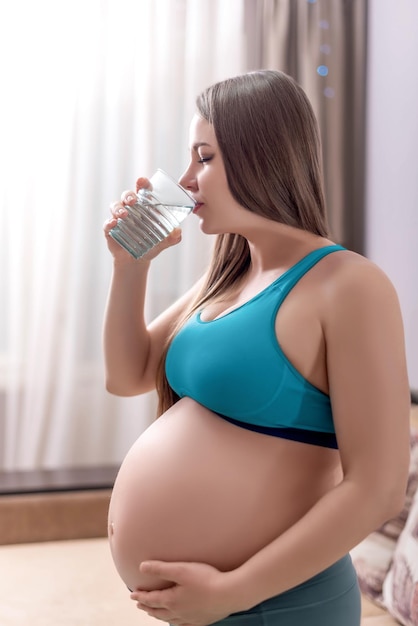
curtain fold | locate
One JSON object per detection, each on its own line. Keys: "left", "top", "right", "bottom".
{"left": 0, "top": 0, "right": 246, "bottom": 470}
{"left": 244, "top": 0, "right": 368, "bottom": 252}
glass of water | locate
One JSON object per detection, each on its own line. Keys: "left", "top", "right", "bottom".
{"left": 109, "top": 169, "right": 196, "bottom": 259}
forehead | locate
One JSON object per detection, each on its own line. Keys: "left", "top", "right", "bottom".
{"left": 189, "top": 114, "right": 217, "bottom": 149}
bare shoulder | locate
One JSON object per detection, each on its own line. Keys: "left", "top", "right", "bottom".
{"left": 316, "top": 248, "right": 409, "bottom": 406}
{"left": 317, "top": 248, "right": 401, "bottom": 321}
{"left": 319, "top": 249, "right": 410, "bottom": 491}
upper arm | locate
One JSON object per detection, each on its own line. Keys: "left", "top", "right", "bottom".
{"left": 324, "top": 259, "right": 410, "bottom": 511}
{"left": 139, "top": 276, "right": 205, "bottom": 392}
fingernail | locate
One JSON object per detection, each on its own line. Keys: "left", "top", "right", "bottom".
{"left": 125, "top": 194, "right": 135, "bottom": 203}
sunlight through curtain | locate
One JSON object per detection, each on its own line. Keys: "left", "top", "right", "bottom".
{"left": 0, "top": 0, "right": 246, "bottom": 469}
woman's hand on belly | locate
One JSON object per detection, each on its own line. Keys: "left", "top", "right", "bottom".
{"left": 130, "top": 560, "right": 245, "bottom": 626}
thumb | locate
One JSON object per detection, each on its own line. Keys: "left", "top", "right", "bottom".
{"left": 139, "top": 560, "right": 188, "bottom": 583}
{"left": 165, "top": 227, "right": 182, "bottom": 245}
{"left": 141, "top": 227, "right": 182, "bottom": 261}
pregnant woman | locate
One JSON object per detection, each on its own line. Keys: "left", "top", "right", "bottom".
{"left": 103, "top": 70, "right": 410, "bottom": 626}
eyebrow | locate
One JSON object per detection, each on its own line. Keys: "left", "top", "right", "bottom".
{"left": 191, "top": 142, "right": 212, "bottom": 150}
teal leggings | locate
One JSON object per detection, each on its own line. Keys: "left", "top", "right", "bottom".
{"left": 212, "top": 555, "right": 361, "bottom": 626}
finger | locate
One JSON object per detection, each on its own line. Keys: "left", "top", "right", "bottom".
{"left": 151, "top": 228, "right": 182, "bottom": 250}
{"left": 103, "top": 217, "right": 118, "bottom": 234}
{"left": 131, "top": 589, "right": 165, "bottom": 606}
{"left": 136, "top": 600, "right": 187, "bottom": 626}
{"left": 136, "top": 176, "right": 152, "bottom": 192}
{"left": 166, "top": 227, "right": 182, "bottom": 245}
{"left": 136, "top": 601, "right": 172, "bottom": 619}
{"left": 137, "top": 605, "right": 174, "bottom": 622}
{"left": 120, "top": 190, "right": 137, "bottom": 205}
{"left": 139, "top": 560, "right": 187, "bottom": 583}
{"left": 110, "top": 201, "right": 128, "bottom": 219}
{"left": 139, "top": 228, "right": 182, "bottom": 261}
{"left": 136, "top": 601, "right": 165, "bottom": 611}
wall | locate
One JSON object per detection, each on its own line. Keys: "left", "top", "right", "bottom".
{"left": 366, "top": 0, "right": 418, "bottom": 390}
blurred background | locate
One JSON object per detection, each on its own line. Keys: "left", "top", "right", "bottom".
{"left": 0, "top": 0, "right": 416, "bottom": 471}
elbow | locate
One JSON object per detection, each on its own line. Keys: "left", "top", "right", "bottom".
{"left": 105, "top": 380, "right": 136, "bottom": 397}
{"left": 105, "top": 377, "right": 141, "bottom": 397}
{"left": 382, "top": 485, "right": 408, "bottom": 522}
{"left": 104, "top": 373, "right": 153, "bottom": 397}
{"left": 372, "top": 476, "right": 409, "bottom": 527}
{"left": 384, "top": 454, "right": 411, "bottom": 522}
{"left": 361, "top": 443, "right": 411, "bottom": 528}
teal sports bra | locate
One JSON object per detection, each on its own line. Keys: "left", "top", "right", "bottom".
{"left": 165, "top": 244, "right": 345, "bottom": 448}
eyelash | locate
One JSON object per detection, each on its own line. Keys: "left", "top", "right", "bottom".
{"left": 197, "top": 156, "right": 212, "bottom": 164}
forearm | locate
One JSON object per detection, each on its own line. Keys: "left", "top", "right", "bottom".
{"left": 227, "top": 478, "right": 400, "bottom": 611}
{"left": 103, "top": 259, "right": 152, "bottom": 395}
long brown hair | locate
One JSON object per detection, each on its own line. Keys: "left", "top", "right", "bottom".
{"left": 156, "top": 70, "right": 329, "bottom": 415}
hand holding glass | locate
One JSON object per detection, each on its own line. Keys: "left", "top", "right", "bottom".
{"left": 109, "top": 169, "right": 196, "bottom": 259}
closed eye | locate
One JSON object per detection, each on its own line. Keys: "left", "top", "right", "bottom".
{"left": 197, "top": 156, "right": 213, "bottom": 164}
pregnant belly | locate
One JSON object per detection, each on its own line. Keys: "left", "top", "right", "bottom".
{"left": 108, "top": 398, "right": 339, "bottom": 591}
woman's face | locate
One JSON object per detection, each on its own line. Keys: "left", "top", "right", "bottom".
{"left": 179, "top": 115, "right": 251, "bottom": 235}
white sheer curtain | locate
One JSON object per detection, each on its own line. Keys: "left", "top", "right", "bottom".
{"left": 0, "top": 0, "right": 246, "bottom": 470}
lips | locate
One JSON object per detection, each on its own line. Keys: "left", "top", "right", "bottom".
{"left": 193, "top": 202, "right": 204, "bottom": 213}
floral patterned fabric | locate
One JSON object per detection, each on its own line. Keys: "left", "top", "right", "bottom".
{"left": 382, "top": 489, "right": 418, "bottom": 625}
{"left": 352, "top": 428, "right": 418, "bottom": 605}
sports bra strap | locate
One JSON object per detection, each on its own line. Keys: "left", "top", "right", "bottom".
{"left": 277, "top": 244, "right": 345, "bottom": 304}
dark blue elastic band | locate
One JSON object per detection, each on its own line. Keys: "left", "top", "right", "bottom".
{"left": 216, "top": 413, "right": 338, "bottom": 449}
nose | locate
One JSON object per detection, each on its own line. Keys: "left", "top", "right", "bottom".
{"left": 179, "top": 163, "right": 197, "bottom": 193}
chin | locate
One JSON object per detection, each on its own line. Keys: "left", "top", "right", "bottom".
{"left": 198, "top": 219, "right": 229, "bottom": 236}
{"left": 198, "top": 221, "right": 217, "bottom": 235}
